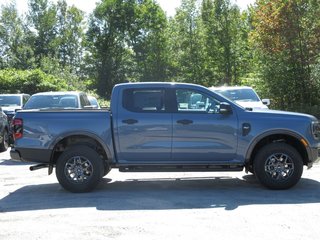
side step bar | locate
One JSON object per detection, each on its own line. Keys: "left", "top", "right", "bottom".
{"left": 119, "top": 165, "right": 244, "bottom": 172}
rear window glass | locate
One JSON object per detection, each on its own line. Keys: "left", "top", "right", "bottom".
{"left": 0, "top": 96, "right": 21, "bottom": 106}
{"left": 123, "top": 89, "right": 165, "bottom": 112}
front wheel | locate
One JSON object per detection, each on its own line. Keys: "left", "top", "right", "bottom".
{"left": 253, "top": 143, "right": 303, "bottom": 190}
{"left": 56, "top": 145, "right": 104, "bottom": 193}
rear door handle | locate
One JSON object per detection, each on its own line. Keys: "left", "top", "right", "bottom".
{"left": 177, "top": 119, "right": 193, "bottom": 125}
{"left": 122, "top": 119, "right": 138, "bottom": 125}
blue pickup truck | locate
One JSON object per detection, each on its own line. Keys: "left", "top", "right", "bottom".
{"left": 10, "top": 82, "right": 320, "bottom": 192}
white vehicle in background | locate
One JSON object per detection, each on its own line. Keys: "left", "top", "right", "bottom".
{"left": 210, "top": 86, "right": 270, "bottom": 110}
{"left": 0, "top": 94, "right": 30, "bottom": 121}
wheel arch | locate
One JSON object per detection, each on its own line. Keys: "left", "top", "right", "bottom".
{"left": 49, "top": 131, "right": 113, "bottom": 166}
{"left": 245, "top": 130, "right": 310, "bottom": 169}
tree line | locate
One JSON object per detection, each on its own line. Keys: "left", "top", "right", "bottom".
{"left": 0, "top": 0, "right": 320, "bottom": 114}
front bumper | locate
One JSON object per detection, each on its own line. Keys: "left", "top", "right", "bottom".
{"left": 307, "top": 146, "right": 320, "bottom": 168}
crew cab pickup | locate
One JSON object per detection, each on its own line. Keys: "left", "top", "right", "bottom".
{"left": 10, "top": 82, "right": 320, "bottom": 192}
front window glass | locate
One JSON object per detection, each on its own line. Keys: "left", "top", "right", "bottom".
{"left": 176, "top": 89, "right": 220, "bottom": 113}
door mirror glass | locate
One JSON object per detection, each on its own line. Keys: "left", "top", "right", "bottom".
{"left": 219, "top": 102, "right": 232, "bottom": 114}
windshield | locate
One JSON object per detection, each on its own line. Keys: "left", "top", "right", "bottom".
{"left": 0, "top": 96, "right": 21, "bottom": 107}
{"left": 216, "top": 89, "right": 260, "bottom": 102}
{"left": 24, "top": 95, "right": 79, "bottom": 109}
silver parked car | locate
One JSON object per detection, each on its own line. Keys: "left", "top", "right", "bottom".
{"left": 88, "top": 96, "right": 100, "bottom": 109}
{"left": 23, "top": 91, "right": 93, "bottom": 110}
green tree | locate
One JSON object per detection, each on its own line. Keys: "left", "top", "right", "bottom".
{"left": 0, "top": 68, "right": 69, "bottom": 94}
{"left": 251, "top": 0, "right": 320, "bottom": 109}
{"left": 87, "top": 0, "right": 169, "bottom": 97}
{"left": 27, "top": 0, "right": 58, "bottom": 65}
{"left": 128, "top": 0, "right": 168, "bottom": 82}
{"left": 56, "top": 0, "right": 85, "bottom": 73}
{"left": 201, "top": 0, "right": 245, "bottom": 86}
{"left": 167, "top": 0, "right": 207, "bottom": 85}
{"left": 0, "top": 2, "right": 34, "bottom": 69}
{"left": 86, "top": 0, "right": 132, "bottom": 97}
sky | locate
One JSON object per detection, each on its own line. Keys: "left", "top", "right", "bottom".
{"left": 0, "top": 0, "right": 255, "bottom": 17}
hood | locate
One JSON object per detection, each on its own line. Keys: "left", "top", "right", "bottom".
{"left": 1, "top": 106, "right": 21, "bottom": 113}
{"left": 235, "top": 100, "right": 269, "bottom": 110}
{"left": 246, "top": 108, "right": 318, "bottom": 122}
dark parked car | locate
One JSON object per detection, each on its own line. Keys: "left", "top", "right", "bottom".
{"left": 0, "top": 94, "right": 30, "bottom": 145}
{"left": 0, "top": 108, "right": 9, "bottom": 152}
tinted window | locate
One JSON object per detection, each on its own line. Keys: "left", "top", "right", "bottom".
{"left": 176, "top": 89, "right": 220, "bottom": 113}
{"left": 123, "top": 89, "right": 165, "bottom": 112}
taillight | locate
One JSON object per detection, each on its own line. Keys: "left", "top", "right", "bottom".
{"left": 13, "top": 118, "right": 23, "bottom": 140}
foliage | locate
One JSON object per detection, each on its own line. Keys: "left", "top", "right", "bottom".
{"left": 86, "top": 0, "right": 169, "bottom": 97}
{"left": 0, "top": 0, "right": 320, "bottom": 116}
{"left": 0, "top": 3, "right": 35, "bottom": 69}
{"left": 250, "top": 0, "right": 320, "bottom": 110}
{"left": 201, "top": 0, "right": 247, "bottom": 86}
{"left": 0, "top": 68, "right": 69, "bottom": 94}
{"left": 167, "top": 0, "right": 207, "bottom": 85}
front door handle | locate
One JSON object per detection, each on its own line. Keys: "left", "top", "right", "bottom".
{"left": 122, "top": 119, "right": 138, "bottom": 125}
{"left": 177, "top": 119, "right": 193, "bottom": 125}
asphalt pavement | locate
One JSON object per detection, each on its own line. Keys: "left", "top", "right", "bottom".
{"left": 1, "top": 149, "right": 320, "bottom": 240}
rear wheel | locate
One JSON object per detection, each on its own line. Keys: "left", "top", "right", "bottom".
{"left": 253, "top": 143, "right": 303, "bottom": 189}
{"left": 56, "top": 145, "right": 104, "bottom": 193}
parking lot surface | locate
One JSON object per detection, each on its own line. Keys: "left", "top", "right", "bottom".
{"left": 1, "top": 149, "right": 320, "bottom": 240}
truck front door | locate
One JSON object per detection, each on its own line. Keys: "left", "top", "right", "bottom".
{"left": 172, "top": 88, "right": 238, "bottom": 163}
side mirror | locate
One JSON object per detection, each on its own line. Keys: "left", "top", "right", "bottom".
{"left": 262, "top": 99, "right": 270, "bottom": 106}
{"left": 219, "top": 102, "right": 232, "bottom": 114}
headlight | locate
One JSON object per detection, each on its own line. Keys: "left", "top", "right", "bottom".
{"left": 312, "top": 121, "right": 320, "bottom": 139}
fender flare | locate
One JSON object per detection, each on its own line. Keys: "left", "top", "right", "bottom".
{"left": 245, "top": 129, "right": 311, "bottom": 163}
{"left": 48, "top": 131, "right": 114, "bottom": 162}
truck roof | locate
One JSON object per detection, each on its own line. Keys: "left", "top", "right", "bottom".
{"left": 30, "top": 91, "right": 83, "bottom": 96}
{"left": 115, "top": 82, "right": 208, "bottom": 89}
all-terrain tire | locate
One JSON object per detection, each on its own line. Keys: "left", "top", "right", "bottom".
{"left": 56, "top": 145, "right": 104, "bottom": 193}
{"left": 253, "top": 143, "right": 303, "bottom": 190}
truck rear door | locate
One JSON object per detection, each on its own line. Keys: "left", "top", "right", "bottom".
{"left": 115, "top": 88, "right": 172, "bottom": 163}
